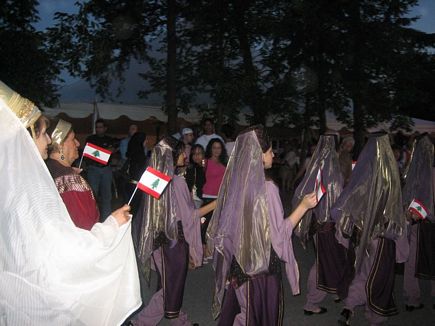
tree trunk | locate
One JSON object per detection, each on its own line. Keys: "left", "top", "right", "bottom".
{"left": 234, "top": 3, "right": 265, "bottom": 125}
{"left": 166, "top": 0, "right": 178, "bottom": 134}
{"left": 349, "top": 0, "right": 366, "bottom": 157}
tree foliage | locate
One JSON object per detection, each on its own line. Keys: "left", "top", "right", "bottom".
{"left": 0, "top": 0, "right": 61, "bottom": 106}
{"left": 46, "top": 0, "right": 435, "bottom": 136}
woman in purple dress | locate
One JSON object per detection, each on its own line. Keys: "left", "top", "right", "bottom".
{"left": 207, "top": 125, "right": 317, "bottom": 325}
{"left": 132, "top": 136, "right": 216, "bottom": 326}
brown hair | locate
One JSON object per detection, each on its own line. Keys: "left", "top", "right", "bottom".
{"left": 240, "top": 124, "right": 271, "bottom": 153}
{"left": 28, "top": 115, "right": 50, "bottom": 138}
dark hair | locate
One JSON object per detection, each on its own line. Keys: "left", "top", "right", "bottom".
{"left": 189, "top": 144, "right": 205, "bottom": 164}
{"left": 201, "top": 117, "right": 214, "bottom": 126}
{"left": 240, "top": 124, "right": 271, "bottom": 153}
{"left": 221, "top": 123, "right": 237, "bottom": 140}
{"left": 205, "top": 138, "right": 228, "bottom": 165}
{"left": 28, "top": 115, "right": 50, "bottom": 138}
{"left": 127, "top": 132, "right": 147, "bottom": 161}
{"left": 95, "top": 118, "right": 106, "bottom": 127}
{"left": 162, "top": 136, "right": 185, "bottom": 166}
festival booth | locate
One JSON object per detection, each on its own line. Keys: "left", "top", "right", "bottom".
{"left": 43, "top": 102, "right": 435, "bottom": 149}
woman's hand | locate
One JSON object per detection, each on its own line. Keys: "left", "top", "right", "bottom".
{"left": 301, "top": 192, "right": 318, "bottom": 210}
{"left": 111, "top": 204, "right": 132, "bottom": 226}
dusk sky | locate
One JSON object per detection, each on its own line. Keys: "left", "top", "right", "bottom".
{"left": 36, "top": 0, "right": 435, "bottom": 32}
{"left": 34, "top": 0, "right": 435, "bottom": 99}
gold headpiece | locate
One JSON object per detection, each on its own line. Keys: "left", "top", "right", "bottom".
{"left": 0, "top": 80, "right": 41, "bottom": 129}
{"left": 51, "top": 119, "right": 72, "bottom": 145}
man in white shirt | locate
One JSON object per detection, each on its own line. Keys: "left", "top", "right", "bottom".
{"left": 195, "top": 118, "right": 224, "bottom": 150}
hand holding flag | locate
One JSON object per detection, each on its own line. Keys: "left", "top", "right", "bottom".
{"left": 127, "top": 167, "right": 172, "bottom": 204}
{"left": 314, "top": 168, "right": 326, "bottom": 203}
{"left": 408, "top": 199, "right": 428, "bottom": 220}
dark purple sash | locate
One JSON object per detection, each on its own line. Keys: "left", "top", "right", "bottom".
{"left": 416, "top": 221, "right": 435, "bottom": 280}
{"left": 316, "top": 222, "right": 349, "bottom": 294}
{"left": 161, "top": 239, "right": 189, "bottom": 319}
{"left": 247, "top": 273, "right": 283, "bottom": 326}
{"left": 218, "top": 273, "right": 283, "bottom": 326}
{"left": 217, "top": 286, "right": 241, "bottom": 326}
{"left": 366, "top": 238, "right": 398, "bottom": 316}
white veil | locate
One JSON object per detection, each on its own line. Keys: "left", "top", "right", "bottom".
{"left": 0, "top": 98, "right": 141, "bottom": 325}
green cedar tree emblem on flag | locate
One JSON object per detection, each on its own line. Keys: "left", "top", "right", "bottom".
{"left": 151, "top": 178, "right": 160, "bottom": 190}
{"left": 417, "top": 206, "right": 422, "bottom": 212}
{"left": 92, "top": 150, "right": 100, "bottom": 157}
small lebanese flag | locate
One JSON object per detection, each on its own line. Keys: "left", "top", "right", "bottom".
{"left": 352, "top": 160, "right": 357, "bottom": 170}
{"left": 83, "top": 142, "right": 112, "bottom": 165}
{"left": 408, "top": 199, "right": 429, "bottom": 220}
{"left": 315, "top": 168, "right": 326, "bottom": 202}
{"left": 137, "top": 166, "right": 172, "bottom": 199}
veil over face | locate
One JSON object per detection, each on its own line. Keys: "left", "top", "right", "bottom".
{"left": 0, "top": 81, "right": 141, "bottom": 325}
{"left": 292, "top": 135, "right": 344, "bottom": 246}
{"left": 331, "top": 134, "right": 404, "bottom": 272}
{"left": 402, "top": 135, "right": 434, "bottom": 222}
{"left": 206, "top": 130, "right": 272, "bottom": 318}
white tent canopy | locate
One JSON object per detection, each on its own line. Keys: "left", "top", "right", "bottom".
{"left": 43, "top": 102, "right": 435, "bottom": 134}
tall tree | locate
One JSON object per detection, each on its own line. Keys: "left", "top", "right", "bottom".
{"left": 0, "top": 0, "right": 60, "bottom": 106}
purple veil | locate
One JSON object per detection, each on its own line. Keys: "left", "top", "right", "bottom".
{"left": 331, "top": 134, "right": 404, "bottom": 272}
{"left": 136, "top": 138, "right": 178, "bottom": 281}
{"left": 206, "top": 130, "right": 271, "bottom": 318}
{"left": 292, "top": 135, "right": 344, "bottom": 246}
{"left": 402, "top": 135, "right": 434, "bottom": 222}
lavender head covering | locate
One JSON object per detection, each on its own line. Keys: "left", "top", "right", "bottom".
{"left": 206, "top": 129, "right": 271, "bottom": 319}
{"left": 402, "top": 135, "right": 434, "bottom": 222}
{"left": 136, "top": 137, "right": 178, "bottom": 281}
{"left": 331, "top": 133, "right": 404, "bottom": 272}
{"left": 292, "top": 135, "right": 343, "bottom": 246}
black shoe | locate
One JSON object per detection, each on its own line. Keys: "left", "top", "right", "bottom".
{"left": 304, "top": 307, "right": 327, "bottom": 315}
{"left": 193, "top": 324, "right": 199, "bottom": 326}
{"left": 338, "top": 308, "right": 352, "bottom": 326}
{"left": 334, "top": 297, "right": 342, "bottom": 303}
{"left": 405, "top": 304, "right": 424, "bottom": 311}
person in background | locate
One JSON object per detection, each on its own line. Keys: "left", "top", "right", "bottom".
{"left": 181, "top": 127, "right": 195, "bottom": 165}
{"left": 185, "top": 144, "right": 206, "bottom": 209}
{"left": 125, "top": 132, "right": 149, "bottom": 216}
{"left": 46, "top": 119, "right": 99, "bottom": 230}
{"left": 201, "top": 138, "right": 228, "bottom": 263}
{"left": 120, "top": 124, "right": 138, "bottom": 163}
{"left": 195, "top": 117, "right": 224, "bottom": 150}
{"left": 221, "top": 123, "right": 237, "bottom": 157}
{"left": 338, "top": 135, "right": 355, "bottom": 186}
{"left": 85, "top": 118, "right": 119, "bottom": 220}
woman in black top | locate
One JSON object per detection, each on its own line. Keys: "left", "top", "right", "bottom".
{"left": 185, "top": 144, "right": 206, "bottom": 208}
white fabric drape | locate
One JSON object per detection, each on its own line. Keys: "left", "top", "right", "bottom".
{"left": 0, "top": 99, "right": 141, "bottom": 325}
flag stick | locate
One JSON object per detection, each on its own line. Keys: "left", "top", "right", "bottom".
{"left": 127, "top": 186, "right": 139, "bottom": 206}
{"left": 78, "top": 153, "right": 84, "bottom": 170}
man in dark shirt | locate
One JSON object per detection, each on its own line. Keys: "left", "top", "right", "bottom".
{"left": 85, "top": 119, "right": 118, "bottom": 220}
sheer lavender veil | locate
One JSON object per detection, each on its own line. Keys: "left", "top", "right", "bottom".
{"left": 206, "top": 130, "right": 271, "bottom": 318}
{"left": 135, "top": 138, "right": 178, "bottom": 281}
{"left": 402, "top": 135, "right": 434, "bottom": 222}
{"left": 292, "top": 135, "right": 343, "bottom": 246}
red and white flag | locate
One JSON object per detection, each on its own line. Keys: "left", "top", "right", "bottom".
{"left": 315, "top": 168, "right": 326, "bottom": 202}
{"left": 83, "top": 142, "right": 112, "bottom": 165}
{"left": 408, "top": 199, "right": 428, "bottom": 220}
{"left": 352, "top": 160, "right": 357, "bottom": 170}
{"left": 137, "top": 167, "right": 172, "bottom": 199}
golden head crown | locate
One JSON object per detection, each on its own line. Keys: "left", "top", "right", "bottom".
{"left": 51, "top": 119, "right": 73, "bottom": 145}
{"left": 0, "top": 80, "right": 41, "bottom": 129}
